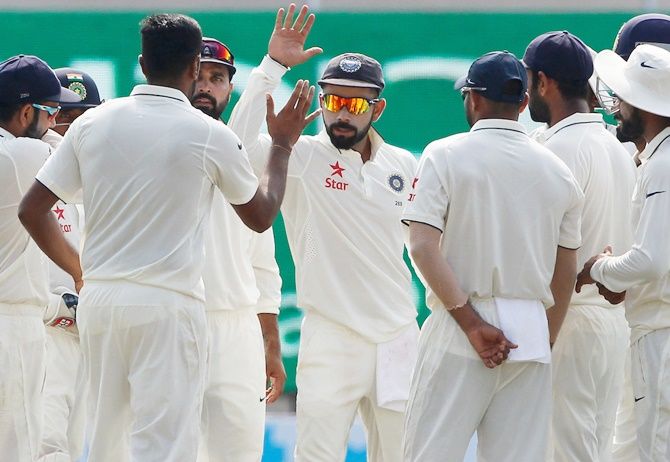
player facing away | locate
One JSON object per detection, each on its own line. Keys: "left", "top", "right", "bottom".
{"left": 402, "top": 51, "right": 585, "bottom": 462}
{"left": 37, "top": 67, "right": 102, "bottom": 462}
{"left": 577, "top": 44, "right": 670, "bottom": 462}
{"left": 17, "top": 13, "right": 319, "bottom": 462}
{"left": 0, "top": 54, "right": 80, "bottom": 462}
{"left": 228, "top": 5, "right": 420, "bottom": 460}
{"left": 190, "top": 37, "right": 284, "bottom": 462}
{"left": 523, "top": 31, "right": 637, "bottom": 462}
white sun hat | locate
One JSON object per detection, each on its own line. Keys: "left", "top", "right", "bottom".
{"left": 594, "top": 43, "right": 670, "bottom": 117}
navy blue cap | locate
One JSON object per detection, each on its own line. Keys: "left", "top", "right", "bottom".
{"left": 0, "top": 55, "right": 80, "bottom": 105}
{"left": 613, "top": 14, "right": 670, "bottom": 61}
{"left": 318, "top": 53, "right": 385, "bottom": 91}
{"left": 523, "top": 31, "right": 593, "bottom": 81}
{"left": 455, "top": 51, "right": 527, "bottom": 103}
{"left": 55, "top": 68, "right": 102, "bottom": 109}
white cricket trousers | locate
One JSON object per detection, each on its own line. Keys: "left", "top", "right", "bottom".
{"left": 37, "top": 326, "right": 86, "bottom": 462}
{"left": 0, "top": 304, "right": 46, "bottom": 462}
{"left": 77, "top": 282, "right": 208, "bottom": 462}
{"left": 550, "top": 304, "right": 629, "bottom": 462}
{"left": 631, "top": 328, "right": 670, "bottom": 462}
{"left": 403, "top": 302, "right": 551, "bottom": 462}
{"left": 198, "top": 309, "right": 266, "bottom": 462}
{"left": 612, "top": 345, "right": 640, "bottom": 462}
{"left": 294, "top": 312, "right": 406, "bottom": 462}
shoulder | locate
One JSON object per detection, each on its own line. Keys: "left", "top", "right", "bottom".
{"left": 380, "top": 142, "right": 418, "bottom": 171}
{"left": 422, "top": 133, "right": 469, "bottom": 162}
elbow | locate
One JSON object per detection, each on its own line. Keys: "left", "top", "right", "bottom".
{"left": 17, "top": 199, "right": 33, "bottom": 228}
{"left": 247, "top": 217, "right": 273, "bottom": 234}
{"left": 644, "top": 258, "right": 670, "bottom": 280}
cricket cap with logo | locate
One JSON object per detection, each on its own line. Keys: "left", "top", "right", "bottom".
{"left": 614, "top": 13, "right": 670, "bottom": 61}
{"left": 595, "top": 44, "right": 670, "bottom": 117}
{"left": 200, "top": 37, "right": 236, "bottom": 78}
{"left": 0, "top": 55, "right": 81, "bottom": 105}
{"left": 55, "top": 68, "right": 102, "bottom": 109}
{"left": 318, "top": 53, "right": 385, "bottom": 91}
{"left": 523, "top": 31, "right": 593, "bottom": 81}
{"left": 454, "top": 51, "right": 527, "bottom": 103}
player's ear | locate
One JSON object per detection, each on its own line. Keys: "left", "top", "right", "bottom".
{"left": 537, "top": 71, "right": 550, "bottom": 96}
{"left": 372, "top": 98, "right": 386, "bottom": 122}
{"left": 519, "top": 92, "right": 529, "bottom": 114}
{"left": 138, "top": 55, "right": 147, "bottom": 79}
{"left": 17, "top": 103, "right": 33, "bottom": 129}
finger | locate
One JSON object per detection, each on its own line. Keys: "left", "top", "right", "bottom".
{"left": 265, "top": 94, "right": 276, "bottom": 125}
{"left": 575, "top": 276, "right": 583, "bottom": 293}
{"left": 300, "top": 13, "right": 316, "bottom": 35}
{"left": 298, "top": 85, "right": 315, "bottom": 113}
{"left": 304, "top": 46, "right": 324, "bottom": 59}
{"left": 293, "top": 4, "right": 309, "bottom": 30}
{"left": 604, "top": 245, "right": 613, "bottom": 255}
{"left": 275, "top": 8, "right": 285, "bottom": 31}
{"left": 504, "top": 339, "right": 518, "bottom": 349}
{"left": 284, "top": 3, "right": 296, "bottom": 29}
{"left": 304, "top": 108, "right": 322, "bottom": 126}
{"left": 285, "top": 80, "right": 305, "bottom": 109}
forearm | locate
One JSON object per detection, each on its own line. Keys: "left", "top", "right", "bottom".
{"left": 547, "top": 247, "right": 577, "bottom": 343}
{"left": 592, "top": 247, "right": 666, "bottom": 293}
{"left": 258, "top": 313, "right": 282, "bottom": 356}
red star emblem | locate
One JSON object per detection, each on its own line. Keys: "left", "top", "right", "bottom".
{"left": 411, "top": 177, "right": 419, "bottom": 189}
{"left": 330, "top": 161, "right": 345, "bottom": 177}
{"left": 53, "top": 206, "right": 65, "bottom": 221}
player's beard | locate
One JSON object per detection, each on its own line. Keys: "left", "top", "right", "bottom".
{"left": 528, "top": 86, "right": 550, "bottom": 124}
{"left": 25, "top": 109, "right": 46, "bottom": 139}
{"left": 615, "top": 107, "right": 644, "bottom": 143}
{"left": 191, "top": 92, "right": 226, "bottom": 120}
{"left": 326, "top": 120, "right": 371, "bottom": 150}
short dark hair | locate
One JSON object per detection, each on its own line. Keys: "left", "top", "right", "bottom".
{"left": 531, "top": 69, "right": 588, "bottom": 101}
{"left": 0, "top": 102, "right": 26, "bottom": 123}
{"left": 140, "top": 14, "right": 202, "bottom": 81}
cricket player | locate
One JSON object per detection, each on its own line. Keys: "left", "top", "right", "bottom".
{"left": 523, "top": 31, "right": 637, "bottom": 462}
{"left": 37, "top": 68, "right": 102, "bottom": 462}
{"left": 0, "top": 54, "right": 80, "bottom": 462}
{"left": 18, "top": 13, "right": 319, "bottom": 462}
{"left": 402, "top": 51, "right": 584, "bottom": 462}
{"left": 577, "top": 44, "right": 670, "bottom": 462}
{"left": 229, "top": 5, "right": 419, "bottom": 460}
{"left": 190, "top": 37, "right": 284, "bottom": 462}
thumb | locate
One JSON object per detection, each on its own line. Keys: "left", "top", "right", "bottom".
{"left": 603, "top": 245, "right": 613, "bottom": 255}
{"left": 265, "top": 93, "right": 275, "bottom": 118}
{"left": 305, "top": 47, "right": 323, "bottom": 59}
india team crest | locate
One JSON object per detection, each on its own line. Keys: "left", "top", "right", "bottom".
{"left": 388, "top": 174, "right": 405, "bottom": 193}
{"left": 339, "top": 56, "right": 362, "bottom": 73}
{"left": 68, "top": 81, "right": 87, "bottom": 101}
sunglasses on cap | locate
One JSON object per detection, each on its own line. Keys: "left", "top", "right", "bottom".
{"left": 321, "top": 94, "right": 380, "bottom": 116}
{"left": 32, "top": 103, "right": 60, "bottom": 117}
{"left": 201, "top": 39, "right": 234, "bottom": 66}
{"left": 595, "top": 78, "right": 620, "bottom": 115}
{"left": 460, "top": 86, "right": 487, "bottom": 100}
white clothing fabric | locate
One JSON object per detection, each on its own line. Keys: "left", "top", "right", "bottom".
{"left": 403, "top": 304, "right": 552, "bottom": 462}
{"left": 77, "top": 281, "right": 207, "bottom": 462}
{"left": 0, "top": 304, "right": 46, "bottom": 462}
{"left": 630, "top": 328, "right": 670, "bottom": 462}
{"left": 612, "top": 344, "right": 641, "bottom": 462}
{"left": 591, "top": 127, "right": 670, "bottom": 343}
{"left": 295, "top": 313, "right": 415, "bottom": 462}
{"left": 550, "top": 305, "right": 629, "bottom": 462}
{"left": 198, "top": 309, "right": 266, "bottom": 462}
{"left": 0, "top": 126, "right": 51, "bottom": 307}
{"left": 37, "top": 327, "right": 85, "bottom": 462}
{"left": 376, "top": 324, "right": 419, "bottom": 412}
{"left": 228, "top": 56, "right": 418, "bottom": 343}
{"left": 36, "top": 84, "right": 259, "bottom": 302}
{"left": 403, "top": 119, "right": 584, "bottom": 310}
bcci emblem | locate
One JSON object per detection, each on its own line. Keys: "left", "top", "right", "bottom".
{"left": 68, "top": 81, "right": 87, "bottom": 101}
{"left": 202, "top": 45, "right": 212, "bottom": 57}
{"left": 339, "top": 56, "right": 362, "bottom": 73}
{"left": 388, "top": 174, "right": 405, "bottom": 193}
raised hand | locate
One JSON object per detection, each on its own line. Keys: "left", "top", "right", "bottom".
{"left": 576, "top": 245, "right": 612, "bottom": 293}
{"left": 465, "top": 322, "right": 517, "bottom": 369}
{"left": 268, "top": 4, "right": 323, "bottom": 68}
{"left": 266, "top": 79, "right": 321, "bottom": 148}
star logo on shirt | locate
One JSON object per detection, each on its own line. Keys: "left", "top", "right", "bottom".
{"left": 53, "top": 206, "right": 65, "bottom": 221}
{"left": 330, "top": 161, "right": 345, "bottom": 177}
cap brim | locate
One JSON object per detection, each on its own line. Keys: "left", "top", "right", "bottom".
{"left": 595, "top": 50, "right": 670, "bottom": 117}
{"left": 453, "top": 75, "right": 467, "bottom": 90}
{"left": 43, "top": 86, "right": 83, "bottom": 104}
{"left": 317, "top": 78, "right": 382, "bottom": 90}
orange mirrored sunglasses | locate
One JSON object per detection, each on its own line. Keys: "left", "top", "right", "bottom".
{"left": 321, "top": 94, "right": 379, "bottom": 116}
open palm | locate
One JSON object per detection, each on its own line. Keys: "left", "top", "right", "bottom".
{"left": 268, "top": 4, "right": 323, "bottom": 68}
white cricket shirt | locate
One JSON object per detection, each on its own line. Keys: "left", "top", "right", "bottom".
{"left": 403, "top": 119, "right": 584, "bottom": 310}
{"left": 0, "top": 127, "right": 51, "bottom": 307}
{"left": 591, "top": 127, "right": 670, "bottom": 342}
{"left": 535, "top": 112, "right": 637, "bottom": 307}
{"left": 36, "top": 84, "right": 259, "bottom": 302}
{"left": 229, "top": 57, "right": 418, "bottom": 343}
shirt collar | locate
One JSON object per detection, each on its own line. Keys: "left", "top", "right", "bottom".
{"left": 639, "top": 126, "right": 670, "bottom": 164}
{"left": 541, "top": 112, "right": 604, "bottom": 142}
{"left": 470, "top": 118, "right": 527, "bottom": 135}
{"left": 130, "top": 84, "right": 191, "bottom": 104}
{"left": 317, "top": 127, "right": 385, "bottom": 160}
{"left": 0, "top": 126, "right": 15, "bottom": 140}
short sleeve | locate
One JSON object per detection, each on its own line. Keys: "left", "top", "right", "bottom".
{"left": 558, "top": 177, "right": 584, "bottom": 249}
{"left": 204, "top": 124, "right": 260, "bottom": 206}
{"left": 35, "top": 122, "right": 82, "bottom": 203}
{"left": 401, "top": 149, "right": 449, "bottom": 231}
